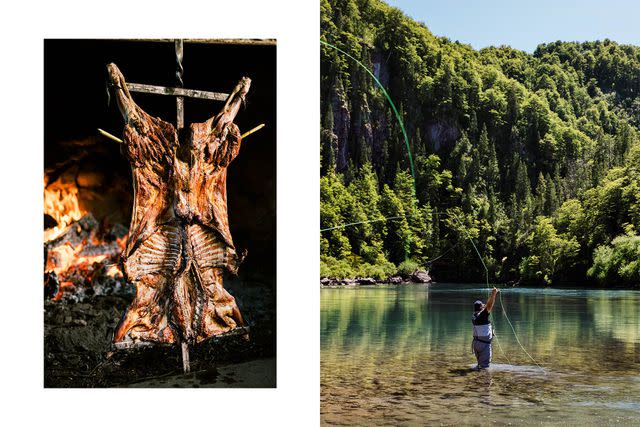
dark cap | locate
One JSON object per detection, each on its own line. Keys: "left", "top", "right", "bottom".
{"left": 474, "top": 300, "right": 484, "bottom": 311}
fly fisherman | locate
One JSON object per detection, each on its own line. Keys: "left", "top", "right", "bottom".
{"left": 472, "top": 287, "right": 499, "bottom": 370}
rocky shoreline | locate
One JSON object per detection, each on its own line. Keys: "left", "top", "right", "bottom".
{"left": 320, "top": 269, "right": 432, "bottom": 287}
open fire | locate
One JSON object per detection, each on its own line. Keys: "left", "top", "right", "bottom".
{"left": 44, "top": 175, "right": 84, "bottom": 242}
{"left": 44, "top": 174, "right": 131, "bottom": 302}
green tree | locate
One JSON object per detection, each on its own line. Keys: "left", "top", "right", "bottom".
{"left": 535, "top": 172, "right": 548, "bottom": 215}
{"left": 519, "top": 217, "right": 580, "bottom": 285}
{"left": 380, "top": 184, "right": 411, "bottom": 264}
{"left": 588, "top": 233, "right": 640, "bottom": 287}
{"left": 320, "top": 0, "right": 640, "bottom": 285}
{"left": 348, "top": 163, "right": 386, "bottom": 263}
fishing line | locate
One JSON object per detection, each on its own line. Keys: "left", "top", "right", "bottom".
{"left": 428, "top": 217, "right": 506, "bottom": 369}
{"left": 498, "top": 290, "right": 545, "bottom": 373}
{"left": 450, "top": 213, "right": 546, "bottom": 368}
{"left": 320, "top": 39, "right": 416, "bottom": 189}
{"left": 423, "top": 240, "right": 461, "bottom": 265}
{"left": 323, "top": 213, "right": 465, "bottom": 266}
{"left": 320, "top": 214, "right": 416, "bottom": 232}
{"left": 321, "top": 210, "right": 450, "bottom": 232}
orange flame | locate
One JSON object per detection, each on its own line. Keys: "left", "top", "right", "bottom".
{"left": 44, "top": 174, "right": 128, "bottom": 300}
{"left": 44, "top": 176, "right": 85, "bottom": 242}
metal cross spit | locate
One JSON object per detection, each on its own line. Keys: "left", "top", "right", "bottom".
{"left": 131, "top": 39, "right": 227, "bottom": 132}
{"left": 99, "top": 39, "right": 265, "bottom": 144}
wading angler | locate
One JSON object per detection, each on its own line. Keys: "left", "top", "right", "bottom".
{"left": 472, "top": 287, "right": 499, "bottom": 370}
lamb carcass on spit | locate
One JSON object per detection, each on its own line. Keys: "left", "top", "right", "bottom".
{"left": 106, "top": 63, "right": 249, "bottom": 347}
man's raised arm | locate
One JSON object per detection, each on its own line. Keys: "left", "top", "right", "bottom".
{"left": 486, "top": 287, "right": 499, "bottom": 313}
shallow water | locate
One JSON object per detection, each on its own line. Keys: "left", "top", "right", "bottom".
{"left": 321, "top": 284, "right": 640, "bottom": 425}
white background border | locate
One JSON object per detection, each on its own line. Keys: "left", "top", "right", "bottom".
{"left": 0, "top": 0, "right": 320, "bottom": 424}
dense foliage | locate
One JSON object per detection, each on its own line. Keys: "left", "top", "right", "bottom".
{"left": 320, "top": 0, "right": 640, "bottom": 286}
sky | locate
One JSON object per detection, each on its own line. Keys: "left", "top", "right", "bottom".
{"left": 385, "top": 0, "right": 640, "bottom": 53}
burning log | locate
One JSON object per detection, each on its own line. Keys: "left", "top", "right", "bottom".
{"left": 44, "top": 271, "right": 59, "bottom": 299}
{"left": 106, "top": 63, "right": 251, "bottom": 349}
{"left": 44, "top": 212, "right": 129, "bottom": 301}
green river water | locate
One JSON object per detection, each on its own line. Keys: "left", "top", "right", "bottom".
{"left": 321, "top": 284, "right": 640, "bottom": 425}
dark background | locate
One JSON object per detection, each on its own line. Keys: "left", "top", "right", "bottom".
{"left": 44, "top": 39, "right": 276, "bottom": 287}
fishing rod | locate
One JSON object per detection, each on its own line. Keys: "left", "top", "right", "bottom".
{"left": 321, "top": 215, "right": 415, "bottom": 232}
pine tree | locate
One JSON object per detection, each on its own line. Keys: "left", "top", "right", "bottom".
{"left": 357, "top": 134, "right": 371, "bottom": 165}
{"left": 450, "top": 132, "right": 473, "bottom": 189}
{"left": 320, "top": 103, "right": 336, "bottom": 175}
{"left": 344, "top": 159, "right": 356, "bottom": 185}
{"left": 484, "top": 126, "right": 500, "bottom": 193}
{"left": 535, "top": 172, "right": 548, "bottom": 215}
{"left": 469, "top": 110, "right": 478, "bottom": 138}
{"left": 320, "top": 172, "right": 353, "bottom": 258}
{"left": 515, "top": 158, "right": 532, "bottom": 201}
{"left": 380, "top": 183, "right": 411, "bottom": 264}
{"left": 349, "top": 163, "right": 385, "bottom": 263}
{"left": 393, "top": 169, "right": 429, "bottom": 261}
{"left": 552, "top": 165, "right": 565, "bottom": 202}
{"left": 545, "top": 173, "right": 559, "bottom": 215}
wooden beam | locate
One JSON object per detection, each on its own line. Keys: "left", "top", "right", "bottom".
{"left": 122, "top": 38, "right": 276, "bottom": 46}
{"left": 180, "top": 38, "right": 275, "bottom": 46}
{"left": 126, "top": 82, "right": 228, "bottom": 101}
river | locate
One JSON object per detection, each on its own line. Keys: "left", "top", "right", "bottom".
{"left": 321, "top": 283, "right": 640, "bottom": 425}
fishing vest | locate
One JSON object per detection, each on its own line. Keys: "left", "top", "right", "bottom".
{"left": 472, "top": 310, "right": 492, "bottom": 340}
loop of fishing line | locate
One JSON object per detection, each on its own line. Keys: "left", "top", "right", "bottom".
{"left": 498, "top": 291, "right": 545, "bottom": 373}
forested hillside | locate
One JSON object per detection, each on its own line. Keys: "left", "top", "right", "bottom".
{"left": 320, "top": 0, "right": 640, "bottom": 286}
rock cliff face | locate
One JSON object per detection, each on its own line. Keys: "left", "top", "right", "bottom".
{"left": 425, "top": 120, "right": 460, "bottom": 151}
{"left": 371, "top": 50, "right": 390, "bottom": 87}
{"left": 330, "top": 80, "right": 351, "bottom": 172}
{"left": 322, "top": 47, "right": 460, "bottom": 175}
{"left": 324, "top": 50, "right": 394, "bottom": 174}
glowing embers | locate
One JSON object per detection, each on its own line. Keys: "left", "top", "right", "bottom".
{"left": 44, "top": 176, "right": 130, "bottom": 302}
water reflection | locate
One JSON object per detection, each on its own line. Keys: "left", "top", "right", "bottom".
{"left": 321, "top": 284, "right": 640, "bottom": 425}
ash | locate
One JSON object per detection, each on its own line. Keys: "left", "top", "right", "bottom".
{"left": 44, "top": 280, "right": 275, "bottom": 387}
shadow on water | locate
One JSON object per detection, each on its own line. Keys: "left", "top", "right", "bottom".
{"left": 321, "top": 284, "right": 640, "bottom": 425}
{"left": 448, "top": 367, "right": 475, "bottom": 377}
{"left": 450, "top": 364, "right": 547, "bottom": 377}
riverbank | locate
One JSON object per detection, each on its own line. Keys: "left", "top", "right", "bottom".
{"left": 320, "top": 269, "right": 431, "bottom": 287}
{"left": 321, "top": 275, "right": 638, "bottom": 289}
